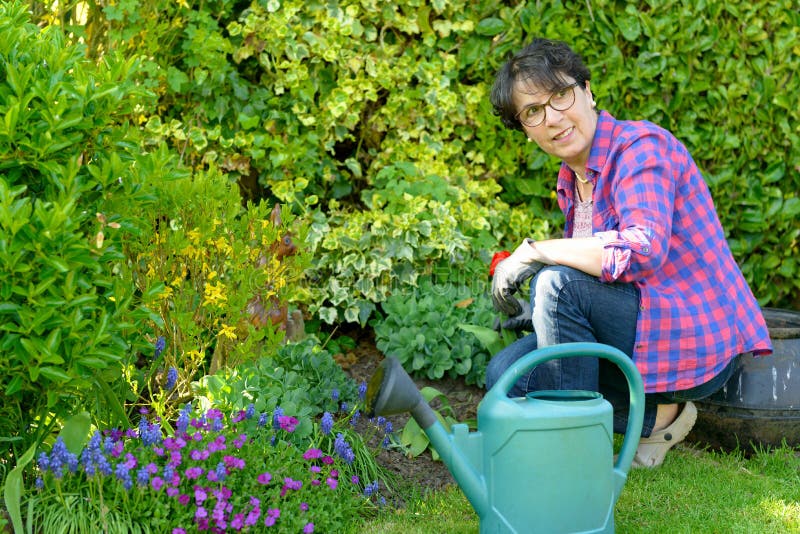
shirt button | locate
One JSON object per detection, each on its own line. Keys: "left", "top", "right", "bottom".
{"left": 642, "top": 247, "right": 650, "bottom": 253}
{"left": 640, "top": 305, "right": 646, "bottom": 311}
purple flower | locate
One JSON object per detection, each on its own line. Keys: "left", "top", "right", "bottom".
{"left": 151, "top": 477, "right": 164, "bottom": 491}
{"left": 334, "top": 433, "right": 355, "bottom": 464}
{"left": 166, "top": 367, "right": 178, "bottom": 390}
{"left": 172, "top": 529, "right": 186, "bottom": 534}
{"left": 299, "top": 502, "right": 309, "bottom": 512}
{"left": 139, "top": 418, "right": 162, "bottom": 447}
{"left": 326, "top": 477, "right": 338, "bottom": 490}
{"left": 214, "top": 461, "right": 227, "bottom": 481}
{"left": 350, "top": 410, "right": 361, "bottom": 426}
{"left": 257, "top": 472, "right": 272, "bottom": 485}
{"left": 245, "top": 403, "right": 255, "bottom": 419}
{"left": 364, "top": 480, "right": 379, "bottom": 496}
{"left": 223, "top": 455, "right": 245, "bottom": 470}
{"left": 154, "top": 336, "right": 166, "bottom": 359}
{"left": 331, "top": 389, "right": 339, "bottom": 401}
{"left": 136, "top": 466, "right": 150, "bottom": 486}
{"left": 233, "top": 434, "right": 247, "bottom": 448}
{"left": 358, "top": 381, "right": 367, "bottom": 400}
{"left": 320, "top": 412, "right": 333, "bottom": 435}
{"left": 278, "top": 415, "right": 298, "bottom": 433}
{"left": 231, "top": 514, "right": 244, "bottom": 530}
{"left": 264, "top": 508, "right": 280, "bottom": 527}
{"left": 176, "top": 404, "right": 192, "bottom": 433}
{"left": 271, "top": 407, "right": 284, "bottom": 430}
{"left": 185, "top": 467, "right": 204, "bottom": 479}
{"left": 190, "top": 449, "right": 209, "bottom": 461}
{"left": 303, "top": 523, "right": 315, "bottom": 533}
{"left": 257, "top": 413, "right": 268, "bottom": 427}
{"left": 302, "top": 448, "right": 322, "bottom": 460}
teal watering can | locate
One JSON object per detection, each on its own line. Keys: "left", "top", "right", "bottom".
{"left": 366, "top": 342, "right": 645, "bottom": 534}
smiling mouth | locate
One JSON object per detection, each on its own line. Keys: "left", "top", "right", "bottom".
{"left": 553, "top": 127, "right": 573, "bottom": 141}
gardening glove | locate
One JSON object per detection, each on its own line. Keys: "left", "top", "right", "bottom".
{"left": 491, "top": 239, "right": 545, "bottom": 316}
{"left": 494, "top": 298, "right": 533, "bottom": 332}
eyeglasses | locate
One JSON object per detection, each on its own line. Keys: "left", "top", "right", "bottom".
{"left": 515, "top": 82, "right": 580, "bottom": 127}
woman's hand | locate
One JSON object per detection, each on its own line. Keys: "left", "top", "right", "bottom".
{"left": 491, "top": 239, "right": 545, "bottom": 316}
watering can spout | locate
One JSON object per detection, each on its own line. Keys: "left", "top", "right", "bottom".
{"left": 366, "top": 357, "right": 489, "bottom": 517}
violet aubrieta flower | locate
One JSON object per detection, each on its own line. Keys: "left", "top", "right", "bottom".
{"left": 302, "top": 448, "right": 322, "bottom": 460}
{"left": 303, "top": 522, "right": 315, "bottom": 533}
{"left": 264, "top": 507, "right": 280, "bottom": 527}
{"left": 320, "top": 412, "right": 333, "bottom": 435}
{"left": 278, "top": 416, "right": 299, "bottom": 433}
{"left": 166, "top": 367, "right": 178, "bottom": 390}
{"left": 185, "top": 466, "right": 204, "bottom": 479}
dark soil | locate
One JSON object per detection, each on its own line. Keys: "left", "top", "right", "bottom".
{"left": 336, "top": 328, "right": 485, "bottom": 496}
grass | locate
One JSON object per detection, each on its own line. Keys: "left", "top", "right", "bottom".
{"left": 347, "top": 443, "right": 800, "bottom": 534}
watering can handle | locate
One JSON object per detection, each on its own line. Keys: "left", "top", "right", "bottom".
{"left": 486, "top": 342, "right": 645, "bottom": 481}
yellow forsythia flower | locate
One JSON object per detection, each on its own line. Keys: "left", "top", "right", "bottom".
{"left": 217, "top": 324, "right": 238, "bottom": 340}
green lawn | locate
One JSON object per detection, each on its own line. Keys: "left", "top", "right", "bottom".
{"left": 348, "top": 444, "right": 800, "bottom": 533}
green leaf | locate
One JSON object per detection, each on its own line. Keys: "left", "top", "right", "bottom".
{"left": 475, "top": 17, "right": 506, "bottom": 36}
{"left": 59, "top": 411, "right": 91, "bottom": 455}
{"left": 3, "top": 441, "right": 37, "bottom": 534}
{"left": 39, "top": 366, "right": 72, "bottom": 382}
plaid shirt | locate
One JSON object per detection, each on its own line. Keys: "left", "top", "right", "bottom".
{"left": 557, "top": 111, "right": 772, "bottom": 393}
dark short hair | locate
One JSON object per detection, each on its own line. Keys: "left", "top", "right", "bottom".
{"left": 490, "top": 38, "right": 592, "bottom": 131}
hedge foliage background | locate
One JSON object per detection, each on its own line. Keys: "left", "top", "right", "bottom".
{"left": 15, "top": 0, "right": 800, "bottom": 328}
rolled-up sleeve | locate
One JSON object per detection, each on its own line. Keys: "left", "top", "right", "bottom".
{"left": 595, "top": 227, "right": 653, "bottom": 282}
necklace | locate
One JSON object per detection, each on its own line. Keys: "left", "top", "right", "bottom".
{"left": 575, "top": 172, "right": 590, "bottom": 185}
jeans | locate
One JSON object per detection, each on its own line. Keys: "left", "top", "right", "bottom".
{"left": 485, "top": 265, "right": 739, "bottom": 437}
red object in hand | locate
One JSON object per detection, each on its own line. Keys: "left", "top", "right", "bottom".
{"left": 489, "top": 250, "right": 511, "bottom": 277}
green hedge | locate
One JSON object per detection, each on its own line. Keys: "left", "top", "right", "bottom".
{"left": 28, "top": 0, "right": 800, "bottom": 314}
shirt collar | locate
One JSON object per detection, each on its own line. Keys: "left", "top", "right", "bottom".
{"left": 557, "top": 110, "right": 615, "bottom": 194}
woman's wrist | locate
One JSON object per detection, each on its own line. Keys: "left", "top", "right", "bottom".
{"left": 525, "top": 238, "right": 557, "bottom": 265}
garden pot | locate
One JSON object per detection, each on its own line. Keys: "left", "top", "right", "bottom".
{"left": 689, "top": 307, "right": 800, "bottom": 451}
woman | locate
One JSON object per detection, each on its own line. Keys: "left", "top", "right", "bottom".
{"left": 486, "top": 38, "right": 772, "bottom": 467}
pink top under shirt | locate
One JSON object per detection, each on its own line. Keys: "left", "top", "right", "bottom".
{"left": 572, "top": 191, "right": 593, "bottom": 238}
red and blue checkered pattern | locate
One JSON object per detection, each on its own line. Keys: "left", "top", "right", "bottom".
{"left": 557, "top": 111, "right": 772, "bottom": 393}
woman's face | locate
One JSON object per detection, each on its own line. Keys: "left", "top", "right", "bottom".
{"left": 512, "top": 76, "right": 598, "bottom": 172}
